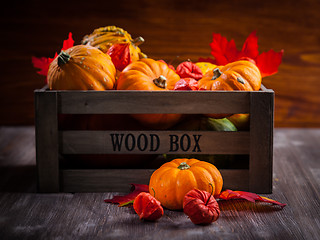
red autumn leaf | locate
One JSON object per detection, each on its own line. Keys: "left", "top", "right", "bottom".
{"left": 217, "top": 189, "right": 287, "bottom": 208}
{"left": 202, "top": 31, "right": 283, "bottom": 78}
{"left": 62, "top": 32, "right": 75, "bottom": 51}
{"left": 104, "top": 183, "right": 149, "bottom": 206}
{"left": 32, "top": 32, "right": 74, "bottom": 78}
{"left": 107, "top": 43, "right": 132, "bottom": 71}
{"left": 174, "top": 78, "right": 199, "bottom": 91}
{"left": 176, "top": 61, "right": 203, "bottom": 80}
{"left": 240, "top": 31, "right": 259, "bottom": 60}
{"left": 256, "top": 49, "right": 284, "bottom": 78}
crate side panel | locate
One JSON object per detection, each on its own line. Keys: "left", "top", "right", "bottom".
{"left": 58, "top": 91, "right": 250, "bottom": 114}
{"left": 60, "top": 169, "right": 154, "bottom": 192}
{"left": 60, "top": 130, "right": 250, "bottom": 155}
{"left": 60, "top": 169, "right": 248, "bottom": 193}
{"left": 249, "top": 91, "right": 274, "bottom": 193}
{"left": 34, "top": 91, "right": 60, "bottom": 192}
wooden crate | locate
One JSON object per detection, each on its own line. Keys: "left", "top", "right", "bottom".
{"left": 34, "top": 85, "right": 274, "bottom": 193}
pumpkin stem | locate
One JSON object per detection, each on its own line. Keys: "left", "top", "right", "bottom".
{"left": 151, "top": 188, "right": 156, "bottom": 198}
{"left": 153, "top": 75, "right": 167, "bottom": 89}
{"left": 237, "top": 76, "right": 245, "bottom": 84}
{"left": 58, "top": 51, "right": 71, "bottom": 67}
{"left": 177, "top": 162, "right": 191, "bottom": 170}
{"left": 211, "top": 68, "right": 222, "bottom": 80}
{"left": 205, "top": 183, "right": 214, "bottom": 206}
{"left": 132, "top": 36, "right": 144, "bottom": 46}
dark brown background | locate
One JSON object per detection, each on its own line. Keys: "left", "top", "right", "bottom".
{"left": 1, "top": 0, "right": 319, "bottom": 127}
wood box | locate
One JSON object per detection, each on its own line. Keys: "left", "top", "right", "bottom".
{"left": 34, "top": 85, "right": 274, "bottom": 193}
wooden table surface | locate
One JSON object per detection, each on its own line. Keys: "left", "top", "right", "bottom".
{"left": 0, "top": 126, "right": 319, "bottom": 239}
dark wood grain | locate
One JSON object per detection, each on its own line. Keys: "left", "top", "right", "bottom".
{"left": 0, "top": 0, "right": 320, "bottom": 127}
{"left": 0, "top": 126, "right": 319, "bottom": 239}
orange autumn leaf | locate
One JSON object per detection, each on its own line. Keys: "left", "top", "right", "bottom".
{"left": 200, "top": 31, "right": 284, "bottom": 78}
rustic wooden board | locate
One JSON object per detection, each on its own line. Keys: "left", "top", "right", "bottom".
{"left": 57, "top": 90, "right": 250, "bottom": 114}
{"left": 34, "top": 90, "right": 60, "bottom": 193}
{"left": 60, "top": 130, "right": 250, "bottom": 155}
{"left": 60, "top": 169, "right": 249, "bottom": 192}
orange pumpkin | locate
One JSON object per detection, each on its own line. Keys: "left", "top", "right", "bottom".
{"left": 198, "top": 60, "right": 261, "bottom": 91}
{"left": 149, "top": 158, "right": 223, "bottom": 210}
{"left": 116, "top": 58, "right": 182, "bottom": 129}
{"left": 47, "top": 45, "right": 116, "bottom": 90}
{"left": 198, "top": 60, "right": 261, "bottom": 119}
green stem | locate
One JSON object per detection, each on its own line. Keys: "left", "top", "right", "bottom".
{"left": 177, "top": 162, "right": 191, "bottom": 170}
{"left": 153, "top": 75, "right": 167, "bottom": 89}
{"left": 58, "top": 51, "right": 71, "bottom": 67}
{"left": 211, "top": 68, "right": 222, "bottom": 80}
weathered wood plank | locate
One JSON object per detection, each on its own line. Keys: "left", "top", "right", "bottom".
{"left": 249, "top": 90, "right": 274, "bottom": 193}
{"left": 57, "top": 90, "right": 251, "bottom": 114}
{"left": 60, "top": 169, "right": 249, "bottom": 192}
{"left": 60, "top": 130, "right": 250, "bottom": 155}
{"left": 34, "top": 90, "right": 60, "bottom": 192}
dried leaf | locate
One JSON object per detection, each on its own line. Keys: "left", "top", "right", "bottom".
{"left": 217, "top": 189, "right": 287, "bottom": 208}
{"left": 104, "top": 183, "right": 149, "bottom": 206}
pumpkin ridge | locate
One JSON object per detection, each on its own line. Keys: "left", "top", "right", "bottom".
{"left": 71, "top": 59, "right": 111, "bottom": 90}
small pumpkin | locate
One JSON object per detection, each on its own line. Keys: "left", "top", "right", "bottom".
{"left": 47, "top": 45, "right": 116, "bottom": 90}
{"left": 82, "top": 25, "right": 147, "bottom": 61}
{"left": 198, "top": 60, "right": 261, "bottom": 91}
{"left": 149, "top": 158, "right": 223, "bottom": 210}
{"left": 116, "top": 58, "right": 182, "bottom": 129}
{"left": 198, "top": 60, "right": 261, "bottom": 118}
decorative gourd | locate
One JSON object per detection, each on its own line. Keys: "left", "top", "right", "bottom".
{"left": 149, "top": 158, "right": 223, "bottom": 210}
{"left": 195, "top": 62, "right": 217, "bottom": 75}
{"left": 116, "top": 58, "right": 182, "bottom": 129}
{"left": 47, "top": 45, "right": 116, "bottom": 90}
{"left": 82, "top": 26, "right": 147, "bottom": 61}
{"left": 198, "top": 60, "right": 261, "bottom": 91}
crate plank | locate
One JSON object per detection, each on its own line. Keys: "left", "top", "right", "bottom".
{"left": 34, "top": 90, "right": 60, "bottom": 192}
{"left": 60, "top": 169, "right": 249, "bottom": 192}
{"left": 249, "top": 90, "right": 274, "bottom": 193}
{"left": 57, "top": 90, "right": 251, "bottom": 114}
{"left": 60, "top": 130, "right": 250, "bottom": 155}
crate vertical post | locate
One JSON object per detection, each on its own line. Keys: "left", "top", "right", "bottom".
{"left": 249, "top": 88, "right": 274, "bottom": 193}
{"left": 34, "top": 89, "right": 60, "bottom": 192}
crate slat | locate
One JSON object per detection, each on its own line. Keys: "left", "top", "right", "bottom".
{"left": 35, "top": 91, "right": 60, "bottom": 193}
{"left": 57, "top": 90, "right": 251, "bottom": 114}
{"left": 60, "top": 130, "right": 250, "bottom": 155}
{"left": 60, "top": 169, "right": 249, "bottom": 192}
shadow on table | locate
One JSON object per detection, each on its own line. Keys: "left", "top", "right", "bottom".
{"left": 0, "top": 165, "right": 37, "bottom": 192}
